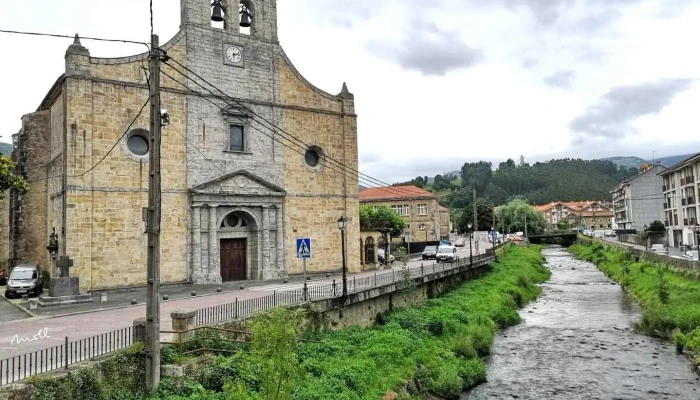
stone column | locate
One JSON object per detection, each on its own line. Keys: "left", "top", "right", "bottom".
{"left": 191, "top": 205, "right": 203, "bottom": 283}
{"left": 262, "top": 206, "right": 271, "bottom": 279}
{"left": 208, "top": 204, "right": 222, "bottom": 283}
{"left": 276, "top": 204, "right": 284, "bottom": 274}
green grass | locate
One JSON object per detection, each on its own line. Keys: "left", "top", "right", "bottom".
{"left": 570, "top": 242, "right": 700, "bottom": 359}
{"left": 152, "top": 246, "right": 549, "bottom": 400}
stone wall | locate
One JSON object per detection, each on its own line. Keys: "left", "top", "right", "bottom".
{"left": 9, "top": 111, "right": 51, "bottom": 271}
{"left": 578, "top": 236, "right": 699, "bottom": 270}
{"left": 61, "top": 36, "right": 188, "bottom": 290}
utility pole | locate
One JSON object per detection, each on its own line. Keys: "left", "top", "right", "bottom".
{"left": 145, "top": 33, "right": 162, "bottom": 393}
{"left": 472, "top": 185, "right": 477, "bottom": 231}
{"left": 524, "top": 213, "right": 528, "bottom": 238}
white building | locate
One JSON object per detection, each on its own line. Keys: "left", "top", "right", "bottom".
{"left": 659, "top": 154, "right": 700, "bottom": 248}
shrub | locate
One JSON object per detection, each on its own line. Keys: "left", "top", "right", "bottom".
{"left": 451, "top": 335, "right": 477, "bottom": 359}
{"left": 466, "top": 325, "right": 494, "bottom": 357}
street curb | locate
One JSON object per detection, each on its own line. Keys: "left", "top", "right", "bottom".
{"left": 0, "top": 295, "right": 37, "bottom": 320}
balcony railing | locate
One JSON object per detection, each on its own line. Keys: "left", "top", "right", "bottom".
{"left": 682, "top": 198, "right": 687, "bottom": 206}
{"left": 688, "top": 197, "right": 696, "bottom": 205}
{"left": 689, "top": 217, "right": 697, "bottom": 226}
{"left": 687, "top": 176, "right": 695, "bottom": 184}
{"left": 681, "top": 178, "right": 686, "bottom": 185}
{"left": 674, "top": 216, "right": 679, "bottom": 226}
{"left": 684, "top": 218, "right": 688, "bottom": 225}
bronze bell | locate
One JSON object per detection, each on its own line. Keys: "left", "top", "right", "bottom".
{"left": 239, "top": 11, "right": 251, "bottom": 28}
{"left": 211, "top": 0, "right": 225, "bottom": 22}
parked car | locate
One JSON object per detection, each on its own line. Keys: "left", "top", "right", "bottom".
{"left": 682, "top": 250, "right": 699, "bottom": 261}
{"left": 422, "top": 246, "right": 437, "bottom": 260}
{"left": 453, "top": 239, "right": 465, "bottom": 248}
{"left": 377, "top": 248, "right": 395, "bottom": 264}
{"left": 4, "top": 263, "right": 43, "bottom": 298}
{"left": 649, "top": 244, "right": 669, "bottom": 255}
{"left": 436, "top": 245, "right": 457, "bottom": 263}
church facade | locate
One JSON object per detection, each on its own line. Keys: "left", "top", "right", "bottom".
{"left": 8, "top": 0, "right": 360, "bottom": 291}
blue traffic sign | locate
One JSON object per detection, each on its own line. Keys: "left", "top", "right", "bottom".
{"left": 296, "top": 238, "right": 311, "bottom": 259}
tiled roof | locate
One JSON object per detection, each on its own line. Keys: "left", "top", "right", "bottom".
{"left": 359, "top": 185, "right": 437, "bottom": 201}
{"left": 659, "top": 153, "right": 700, "bottom": 175}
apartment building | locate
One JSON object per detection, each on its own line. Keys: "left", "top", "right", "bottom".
{"left": 359, "top": 186, "right": 446, "bottom": 242}
{"left": 534, "top": 201, "right": 612, "bottom": 229}
{"left": 659, "top": 154, "right": 700, "bottom": 247}
{"left": 611, "top": 163, "right": 667, "bottom": 232}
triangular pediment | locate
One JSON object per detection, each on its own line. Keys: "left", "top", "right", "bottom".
{"left": 190, "top": 170, "right": 286, "bottom": 196}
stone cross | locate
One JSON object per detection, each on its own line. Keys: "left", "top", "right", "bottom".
{"left": 56, "top": 255, "right": 74, "bottom": 277}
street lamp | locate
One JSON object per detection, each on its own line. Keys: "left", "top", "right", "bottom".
{"left": 468, "top": 223, "right": 473, "bottom": 266}
{"left": 337, "top": 216, "right": 347, "bottom": 296}
{"left": 643, "top": 223, "right": 648, "bottom": 251}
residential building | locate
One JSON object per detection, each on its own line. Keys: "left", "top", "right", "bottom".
{"left": 534, "top": 201, "right": 612, "bottom": 229}
{"left": 359, "top": 186, "right": 444, "bottom": 242}
{"left": 659, "top": 154, "right": 700, "bottom": 247}
{"left": 611, "top": 163, "right": 666, "bottom": 232}
{"left": 438, "top": 206, "right": 452, "bottom": 239}
{"left": 7, "top": 0, "right": 360, "bottom": 291}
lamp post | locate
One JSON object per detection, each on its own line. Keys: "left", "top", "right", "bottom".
{"left": 337, "top": 216, "right": 347, "bottom": 297}
{"left": 468, "top": 223, "right": 473, "bottom": 266}
{"left": 643, "top": 223, "right": 648, "bottom": 251}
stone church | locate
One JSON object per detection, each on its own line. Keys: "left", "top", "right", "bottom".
{"left": 7, "top": 0, "right": 360, "bottom": 291}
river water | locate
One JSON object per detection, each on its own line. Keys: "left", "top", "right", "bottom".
{"left": 463, "top": 246, "right": 699, "bottom": 400}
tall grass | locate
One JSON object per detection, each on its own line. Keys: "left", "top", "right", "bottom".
{"left": 570, "top": 242, "right": 700, "bottom": 357}
{"left": 151, "top": 246, "right": 549, "bottom": 400}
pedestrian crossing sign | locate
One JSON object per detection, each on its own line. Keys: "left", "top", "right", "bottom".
{"left": 296, "top": 238, "right": 311, "bottom": 259}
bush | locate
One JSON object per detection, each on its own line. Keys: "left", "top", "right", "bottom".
{"left": 451, "top": 335, "right": 477, "bottom": 359}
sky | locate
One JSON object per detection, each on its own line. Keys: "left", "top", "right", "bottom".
{"left": 1, "top": 0, "right": 699, "bottom": 183}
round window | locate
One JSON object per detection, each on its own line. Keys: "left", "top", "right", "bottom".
{"left": 127, "top": 132, "right": 149, "bottom": 156}
{"left": 305, "top": 149, "right": 320, "bottom": 168}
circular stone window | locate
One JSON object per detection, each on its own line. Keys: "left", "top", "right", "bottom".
{"left": 304, "top": 147, "right": 322, "bottom": 169}
{"left": 126, "top": 129, "right": 149, "bottom": 156}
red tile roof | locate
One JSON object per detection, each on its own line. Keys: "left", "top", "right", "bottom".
{"left": 359, "top": 185, "right": 437, "bottom": 201}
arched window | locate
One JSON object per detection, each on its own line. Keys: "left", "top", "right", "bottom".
{"left": 220, "top": 212, "right": 250, "bottom": 229}
{"left": 364, "top": 237, "right": 375, "bottom": 265}
{"left": 239, "top": 0, "right": 253, "bottom": 35}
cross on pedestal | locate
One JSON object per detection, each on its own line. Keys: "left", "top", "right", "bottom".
{"left": 56, "top": 255, "right": 74, "bottom": 277}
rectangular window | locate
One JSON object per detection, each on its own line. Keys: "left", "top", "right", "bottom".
{"left": 417, "top": 204, "right": 427, "bottom": 215}
{"left": 403, "top": 204, "right": 410, "bottom": 216}
{"left": 229, "top": 125, "right": 244, "bottom": 152}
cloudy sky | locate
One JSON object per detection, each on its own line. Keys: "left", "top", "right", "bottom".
{"left": 1, "top": 0, "right": 699, "bottom": 183}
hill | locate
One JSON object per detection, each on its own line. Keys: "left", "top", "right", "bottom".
{"left": 601, "top": 153, "right": 696, "bottom": 169}
{"left": 0, "top": 142, "right": 11, "bottom": 156}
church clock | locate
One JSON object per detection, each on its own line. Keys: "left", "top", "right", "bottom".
{"left": 225, "top": 45, "right": 243, "bottom": 65}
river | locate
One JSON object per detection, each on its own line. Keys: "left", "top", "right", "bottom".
{"left": 463, "top": 246, "right": 699, "bottom": 400}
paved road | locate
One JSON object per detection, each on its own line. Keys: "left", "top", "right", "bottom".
{"left": 0, "top": 239, "right": 492, "bottom": 361}
{"left": 0, "top": 292, "right": 29, "bottom": 324}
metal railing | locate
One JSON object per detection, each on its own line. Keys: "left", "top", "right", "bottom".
{"left": 1, "top": 245, "right": 503, "bottom": 386}
{"left": 0, "top": 326, "right": 133, "bottom": 386}
{"left": 193, "top": 250, "right": 496, "bottom": 327}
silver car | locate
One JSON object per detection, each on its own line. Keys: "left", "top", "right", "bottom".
{"left": 649, "top": 244, "right": 669, "bottom": 255}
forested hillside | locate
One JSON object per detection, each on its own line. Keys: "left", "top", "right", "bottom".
{"left": 395, "top": 157, "right": 638, "bottom": 211}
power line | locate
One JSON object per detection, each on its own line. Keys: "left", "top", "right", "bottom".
{"left": 163, "top": 58, "right": 421, "bottom": 199}
{"left": 160, "top": 68, "right": 396, "bottom": 194}
{"left": 25, "top": 98, "right": 150, "bottom": 184}
{"left": 159, "top": 65, "right": 420, "bottom": 199}
{"left": 0, "top": 29, "right": 149, "bottom": 49}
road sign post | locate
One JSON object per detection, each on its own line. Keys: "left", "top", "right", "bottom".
{"left": 296, "top": 238, "right": 311, "bottom": 301}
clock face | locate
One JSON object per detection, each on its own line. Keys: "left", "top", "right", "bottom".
{"left": 226, "top": 46, "right": 242, "bottom": 63}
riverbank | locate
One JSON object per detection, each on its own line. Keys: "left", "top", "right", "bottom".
{"left": 28, "top": 245, "right": 549, "bottom": 400}
{"left": 570, "top": 241, "right": 700, "bottom": 369}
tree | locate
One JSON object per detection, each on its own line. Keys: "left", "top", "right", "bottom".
{"left": 647, "top": 220, "right": 665, "bottom": 232}
{"left": 359, "top": 205, "right": 406, "bottom": 236}
{"left": 460, "top": 161, "right": 493, "bottom": 196}
{"left": 458, "top": 198, "right": 494, "bottom": 232}
{"left": 0, "top": 155, "right": 28, "bottom": 199}
{"left": 497, "top": 198, "right": 547, "bottom": 235}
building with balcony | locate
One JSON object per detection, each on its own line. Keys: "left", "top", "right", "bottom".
{"left": 534, "top": 201, "right": 612, "bottom": 229}
{"left": 659, "top": 153, "right": 700, "bottom": 247}
{"left": 611, "top": 163, "right": 667, "bottom": 232}
{"left": 359, "top": 185, "right": 447, "bottom": 242}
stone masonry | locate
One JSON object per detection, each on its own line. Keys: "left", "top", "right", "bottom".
{"left": 8, "top": 0, "right": 360, "bottom": 290}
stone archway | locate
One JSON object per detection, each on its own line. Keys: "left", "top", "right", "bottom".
{"left": 218, "top": 209, "right": 258, "bottom": 281}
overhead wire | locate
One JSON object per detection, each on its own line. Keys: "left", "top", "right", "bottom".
{"left": 0, "top": 29, "right": 150, "bottom": 50}
{"left": 160, "top": 64, "right": 422, "bottom": 199}
{"left": 163, "top": 57, "right": 424, "bottom": 199}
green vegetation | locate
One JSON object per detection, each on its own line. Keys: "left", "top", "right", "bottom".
{"left": 396, "top": 158, "right": 638, "bottom": 219}
{"left": 28, "top": 246, "right": 549, "bottom": 400}
{"left": 570, "top": 241, "right": 700, "bottom": 364}
{"left": 493, "top": 198, "right": 547, "bottom": 235}
{"left": 359, "top": 205, "right": 406, "bottom": 236}
{"left": 0, "top": 154, "right": 29, "bottom": 199}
